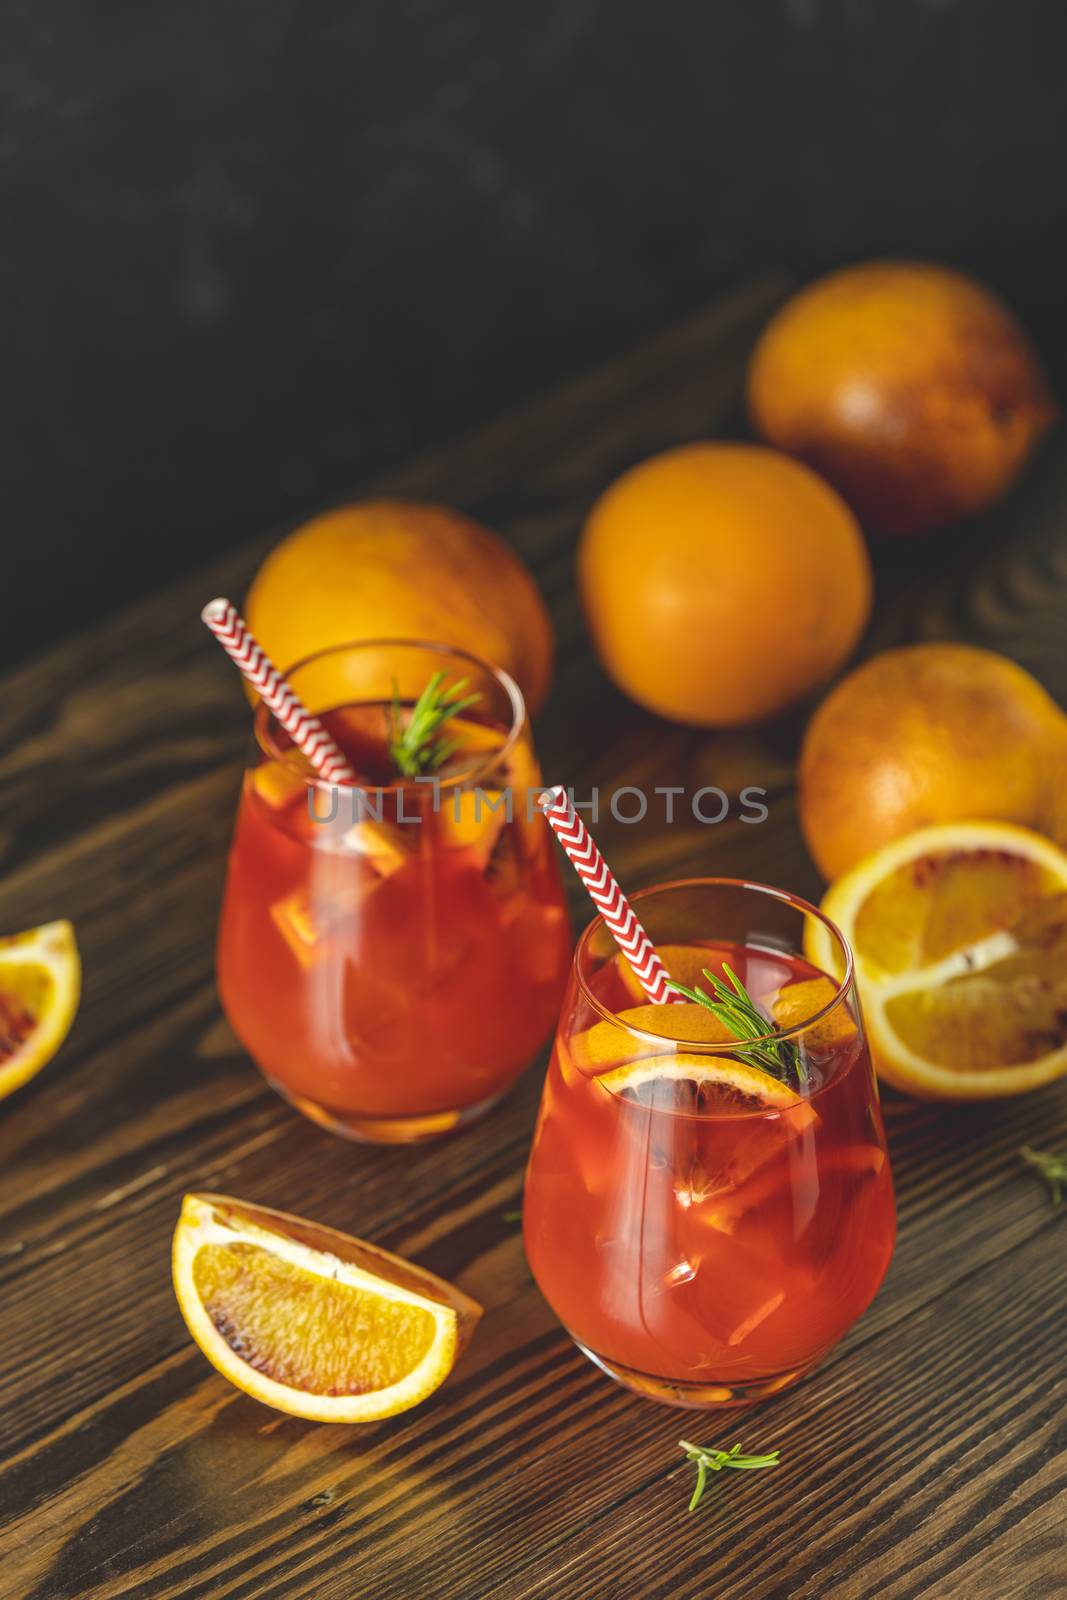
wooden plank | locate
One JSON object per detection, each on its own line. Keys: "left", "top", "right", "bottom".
{"left": 1, "top": 271, "right": 1066, "bottom": 1598}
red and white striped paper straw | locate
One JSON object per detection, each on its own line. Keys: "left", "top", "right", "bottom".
{"left": 538, "top": 785, "right": 681, "bottom": 1005}
{"left": 201, "top": 598, "right": 356, "bottom": 784}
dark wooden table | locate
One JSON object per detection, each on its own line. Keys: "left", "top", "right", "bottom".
{"left": 2, "top": 275, "right": 1066, "bottom": 1600}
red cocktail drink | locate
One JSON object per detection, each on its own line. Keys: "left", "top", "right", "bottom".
{"left": 523, "top": 879, "right": 895, "bottom": 1406}
{"left": 218, "top": 641, "right": 570, "bottom": 1142}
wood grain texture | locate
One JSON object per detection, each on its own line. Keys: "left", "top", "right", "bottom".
{"left": 1, "top": 272, "right": 1066, "bottom": 1599}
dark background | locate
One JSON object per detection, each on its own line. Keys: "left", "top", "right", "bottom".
{"left": 5, "top": 0, "right": 1067, "bottom": 671}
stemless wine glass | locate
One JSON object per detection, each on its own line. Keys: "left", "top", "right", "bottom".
{"left": 523, "top": 878, "right": 896, "bottom": 1408}
{"left": 217, "top": 639, "right": 571, "bottom": 1143}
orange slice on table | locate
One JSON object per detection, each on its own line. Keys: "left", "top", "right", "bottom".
{"left": 805, "top": 821, "right": 1067, "bottom": 1100}
{"left": 172, "top": 1193, "right": 482, "bottom": 1422}
{"left": 0, "top": 919, "right": 80, "bottom": 1101}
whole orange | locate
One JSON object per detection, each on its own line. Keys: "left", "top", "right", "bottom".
{"left": 577, "top": 443, "right": 872, "bottom": 727}
{"left": 245, "top": 500, "right": 554, "bottom": 714}
{"left": 748, "top": 261, "right": 1056, "bottom": 536}
{"left": 798, "top": 642, "right": 1067, "bottom": 880}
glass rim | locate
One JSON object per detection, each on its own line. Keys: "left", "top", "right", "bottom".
{"left": 253, "top": 636, "right": 528, "bottom": 794}
{"left": 573, "top": 875, "right": 856, "bottom": 1052}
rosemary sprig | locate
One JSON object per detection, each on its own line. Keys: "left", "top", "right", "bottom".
{"left": 388, "top": 671, "right": 481, "bottom": 778}
{"left": 679, "top": 1440, "right": 781, "bottom": 1513}
{"left": 1021, "top": 1146, "right": 1067, "bottom": 1206}
{"left": 668, "top": 963, "right": 807, "bottom": 1089}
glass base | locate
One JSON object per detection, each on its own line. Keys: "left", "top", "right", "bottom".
{"left": 573, "top": 1338, "right": 812, "bottom": 1409}
{"left": 266, "top": 1077, "right": 508, "bottom": 1144}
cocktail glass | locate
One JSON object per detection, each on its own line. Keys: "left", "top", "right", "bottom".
{"left": 523, "top": 877, "right": 895, "bottom": 1407}
{"left": 218, "top": 639, "right": 571, "bottom": 1142}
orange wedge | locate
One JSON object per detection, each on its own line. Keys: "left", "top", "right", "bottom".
{"left": 806, "top": 821, "right": 1067, "bottom": 1099}
{"left": 617, "top": 952, "right": 857, "bottom": 1048}
{"left": 172, "top": 1194, "right": 482, "bottom": 1422}
{"left": 438, "top": 788, "right": 509, "bottom": 862}
{"left": 769, "top": 976, "right": 857, "bottom": 1050}
{"left": 0, "top": 920, "right": 80, "bottom": 1101}
{"left": 250, "top": 759, "right": 310, "bottom": 810}
{"left": 569, "top": 999, "right": 733, "bottom": 1076}
{"left": 616, "top": 944, "right": 723, "bottom": 1003}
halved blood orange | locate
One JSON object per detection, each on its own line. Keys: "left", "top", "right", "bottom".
{"left": 172, "top": 1193, "right": 482, "bottom": 1422}
{"left": 0, "top": 920, "right": 80, "bottom": 1101}
{"left": 807, "top": 820, "right": 1067, "bottom": 1099}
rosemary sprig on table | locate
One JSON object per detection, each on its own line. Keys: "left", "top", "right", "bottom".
{"left": 1021, "top": 1146, "right": 1067, "bottom": 1206}
{"left": 388, "top": 672, "right": 481, "bottom": 778}
{"left": 667, "top": 964, "right": 807, "bottom": 1089}
{"left": 679, "top": 1440, "right": 781, "bottom": 1513}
